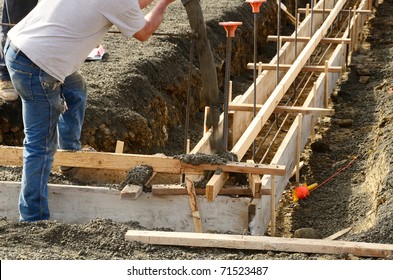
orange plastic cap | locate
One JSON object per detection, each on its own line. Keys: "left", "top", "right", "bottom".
{"left": 246, "top": 0, "right": 267, "bottom": 13}
{"left": 219, "top": 21, "right": 243, "bottom": 37}
{"left": 294, "top": 185, "right": 310, "bottom": 200}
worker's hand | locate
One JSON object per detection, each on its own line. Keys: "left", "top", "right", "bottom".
{"left": 139, "top": 0, "right": 175, "bottom": 9}
{"left": 134, "top": 0, "right": 176, "bottom": 42}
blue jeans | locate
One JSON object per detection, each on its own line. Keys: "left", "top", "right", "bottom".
{"left": 1, "top": 0, "right": 38, "bottom": 81}
{"left": 4, "top": 40, "right": 87, "bottom": 222}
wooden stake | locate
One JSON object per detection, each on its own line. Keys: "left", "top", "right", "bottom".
{"left": 203, "top": 106, "right": 210, "bottom": 135}
{"left": 305, "top": 3, "right": 310, "bottom": 17}
{"left": 257, "top": 62, "right": 263, "bottom": 75}
{"left": 120, "top": 184, "right": 143, "bottom": 200}
{"left": 311, "top": 82, "right": 317, "bottom": 142}
{"left": 246, "top": 160, "right": 262, "bottom": 198}
{"left": 324, "top": 60, "right": 329, "bottom": 108}
{"left": 270, "top": 175, "right": 276, "bottom": 236}
{"left": 296, "top": 114, "right": 302, "bottom": 183}
{"left": 352, "top": 6, "right": 358, "bottom": 50}
{"left": 229, "top": 80, "right": 233, "bottom": 103}
{"left": 186, "top": 178, "right": 203, "bottom": 233}
{"left": 115, "top": 140, "right": 124, "bottom": 153}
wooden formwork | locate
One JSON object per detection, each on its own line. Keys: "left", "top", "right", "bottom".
{"left": 0, "top": 0, "right": 371, "bottom": 238}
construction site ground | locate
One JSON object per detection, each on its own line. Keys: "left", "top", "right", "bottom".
{"left": 1, "top": 0, "right": 393, "bottom": 260}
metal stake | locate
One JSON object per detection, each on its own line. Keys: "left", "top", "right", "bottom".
{"left": 246, "top": 0, "right": 266, "bottom": 160}
{"left": 219, "top": 21, "right": 242, "bottom": 152}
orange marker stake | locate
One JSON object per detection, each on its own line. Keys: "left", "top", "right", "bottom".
{"left": 292, "top": 183, "right": 318, "bottom": 202}
{"left": 246, "top": 0, "right": 267, "bottom": 13}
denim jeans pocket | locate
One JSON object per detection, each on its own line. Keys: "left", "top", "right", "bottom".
{"left": 39, "top": 71, "right": 61, "bottom": 92}
{"left": 7, "top": 65, "right": 34, "bottom": 100}
{"left": 39, "top": 71, "right": 64, "bottom": 114}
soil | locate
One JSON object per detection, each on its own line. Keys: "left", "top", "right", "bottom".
{"left": 1, "top": 0, "right": 393, "bottom": 260}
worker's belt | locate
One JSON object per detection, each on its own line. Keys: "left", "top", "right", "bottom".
{"left": 9, "top": 41, "right": 29, "bottom": 60}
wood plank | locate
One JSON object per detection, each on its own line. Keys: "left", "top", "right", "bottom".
{"left": 152, "top": 184, "right": 253, "bottom": 196}
{"left": 0, "top": 181, "right": 250, "bottom": 233}
{"left": 297, "top": 8, "right": 371, "bottom": 14}
{"left": 205, "top": 172, "right": 230, "bottom": 202}
{"left": 0, "top": 146, "right": 285, "bottom": 175}
{"left": 0, "top": 146, "right": 182, "bottom": 173}
{"left": 181, "top": 162, "right": 286, "bottom": 176}
{"left": 229, "top": 104, "right": 335, "bottom": 115}
{"left": 268, "top": 35, "right": 351, "bottom": 44}
{"left": 120, "top": 184, "right": 143, "bottom": 200}
{"left": 325, "top": 227, "right": 352, "bottom": 240}
{"left": 124, "top": 230, "right": 393, "bottom": 258}
{"left": 246, "top": 63, "right": 342, "bottom": 73}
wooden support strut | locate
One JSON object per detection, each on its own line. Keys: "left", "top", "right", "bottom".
{"left": 247, "top": 62, "right": 342, "bottom": 73}
{"left": 267, "top": 35, "right": 351, "bottom": 44}
{"left": 186, "top": 178, "right": 203, "bottom": 233}
{"left": 297, "top": 8, "right": 371, "bottom": 14}
{"left": 246, "top": 159, "right": 262, "bottom": 198}
{"left": 228, "top": 104, "right": 335, "bottom": 115}
{"left": 152, "top": 184, "right": 254, "bottom": 196}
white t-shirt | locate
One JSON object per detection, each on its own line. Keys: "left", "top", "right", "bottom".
{"left": 8, "top": 0, "right": 146, "bottom": 82}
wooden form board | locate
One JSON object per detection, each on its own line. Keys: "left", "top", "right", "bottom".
{"left": 229, "top": 104, "right": 335, "bottom": 115}
{"left": 152, "top": 184, "right": 253, "bottom": 196}
{"left": 125, "top": 230, "right": 393, "bottom": 258}
{"left": 297, "top": 8, "right": 371, "bottom": 14}
{"left": 246, "top": 63, "right": 343, "bottom": 73}
{"left": 0, "top": 181, "right": 250, "bottom": 233}
{"left": 267, "top": 35, "right": 351, "bottom": 44}
{"left": 0, "top": 146, "right": 285, "bottom": 176}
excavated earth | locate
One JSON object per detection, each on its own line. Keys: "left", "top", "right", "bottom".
{"left": 1, "top": 0, "right": 393, "bottom": 260}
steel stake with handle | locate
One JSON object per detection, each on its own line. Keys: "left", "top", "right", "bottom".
{"left": 219, "top": 21, "right": 242, "bottom": 152}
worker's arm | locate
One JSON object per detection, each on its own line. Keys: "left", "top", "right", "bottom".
{"left": 138, "top": 0, "right": 154, "bottom": 9}
{"left": 134, "top": 0, "right": 175, "bottom": 42}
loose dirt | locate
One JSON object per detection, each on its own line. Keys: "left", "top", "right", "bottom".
{"left": 1, "top": 0, "right": 393, "bottom": 260}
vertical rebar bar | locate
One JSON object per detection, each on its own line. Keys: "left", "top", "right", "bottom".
{"left": 252, "top": 12, "right": 258, "bottom": 159}
{"left": 184, "top": 36, "right": 195, "bottom": 154}
{"left": 223, "top": 34, "right": 232, "bottom": 152}
{"left": 276, "top": 0, "right": 281, "bottom": 86}
{"left": 293, "top": 0, "right": 299, "bottom": 99}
